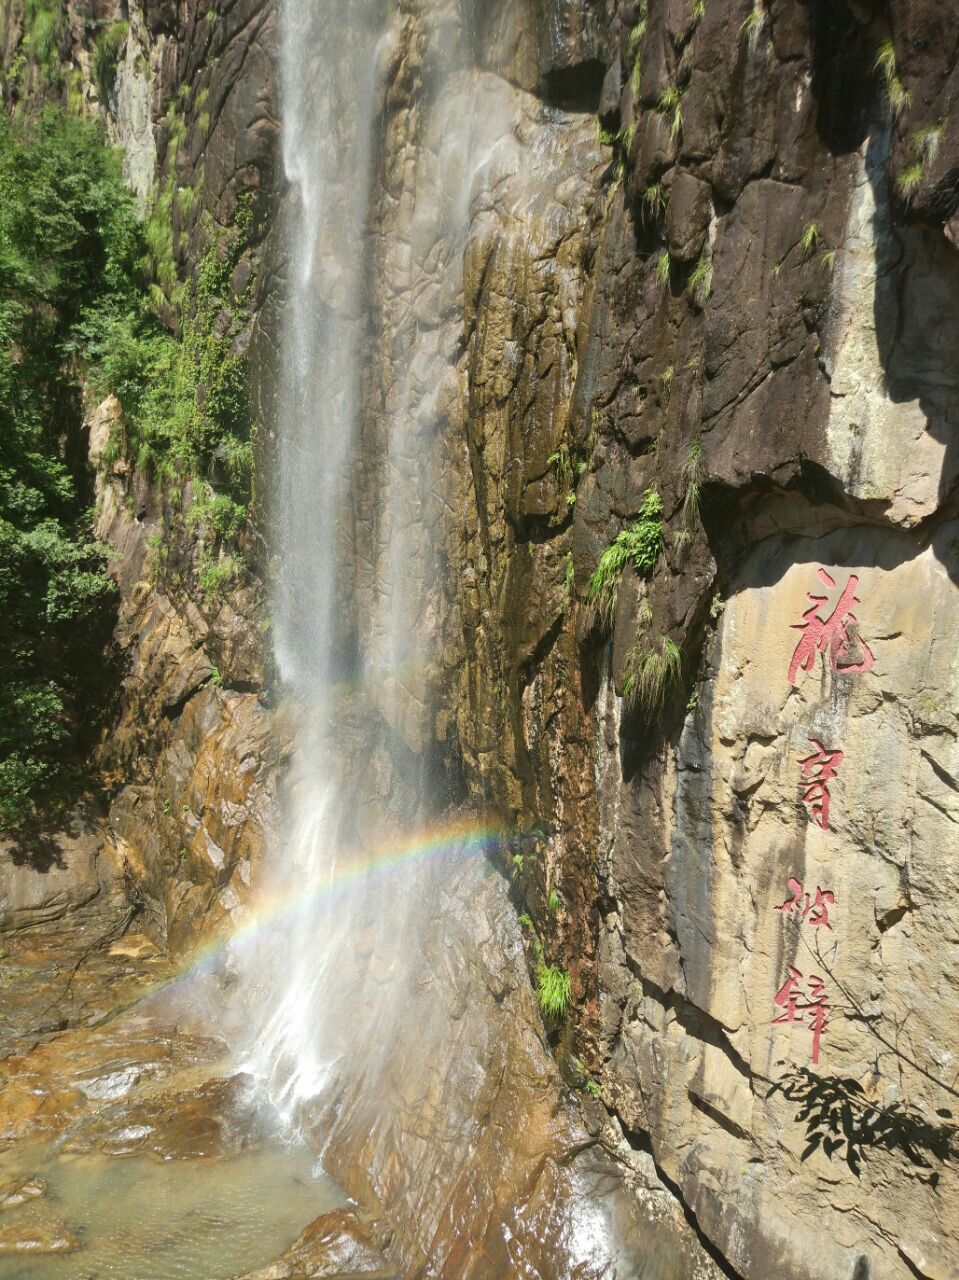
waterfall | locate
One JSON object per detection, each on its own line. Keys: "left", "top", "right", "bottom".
{"left": 234, "top": 0, "right": 388, "bottom": 1117}
{"left": 230, "top": 0, "right": 515, "bottom": 1126}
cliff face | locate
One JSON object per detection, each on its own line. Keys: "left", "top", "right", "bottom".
{"left": 3, "top": 1, "right": 956, "bottom": 1278}
{"left": 339, "top": 2, "right": 959, "bottom": 1275}
{"left": 0, "top": 0, "right": 283, "bottom": 946}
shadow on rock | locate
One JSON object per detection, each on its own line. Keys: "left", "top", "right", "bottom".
{"left": 5, "top": 825, "right": 67, "bottom": 873}
{"left": 768, "top": 1067, "right": 958, "bottom": 1178}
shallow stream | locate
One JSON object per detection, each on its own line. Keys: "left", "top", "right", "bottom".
{"left": 0, "top": 1140, "right": 341, "bottom": 1279}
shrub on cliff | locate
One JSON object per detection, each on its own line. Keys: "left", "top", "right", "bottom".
{"left": 0, "top": 107, "right": 130, "bottom": 829}
{"left": 0, "top": 105, "right": 257, "bottom": 827}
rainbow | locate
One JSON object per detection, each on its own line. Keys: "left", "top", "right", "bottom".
{"left": 128, "top": 814, "right": 510, "bottom": 1006}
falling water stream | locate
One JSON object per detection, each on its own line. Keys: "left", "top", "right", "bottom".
{"left": 232, "top": 0, "right": 521, "bottom": 1129}
{"left": 233, "top": 0, "right": 388, "bottom": 1118}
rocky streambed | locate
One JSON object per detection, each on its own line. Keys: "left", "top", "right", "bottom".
{"left": 0, "top": 864, "right": 398, "bottom": 1280}
{"left": 0, "top": 826, "right": 726, "bottom": 1280}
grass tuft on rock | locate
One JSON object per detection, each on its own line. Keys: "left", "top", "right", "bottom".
{"left": 538, "top": 965, "right": 572, "bottom": 1018}
{"left": 623, "top": 635, "right": 683, "bottom": 717}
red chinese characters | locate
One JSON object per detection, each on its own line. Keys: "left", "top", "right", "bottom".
{"left": 788, "top": 568, "right": 875, "bottom": 685}
{"left": 775, "top": 877, "right": 834, "bottom": 930}
{"left": 773, "top": 967, "right": 830, "bottom": 1065}
{"left": 799, "top": 738, "right": 844, "bottom": 829}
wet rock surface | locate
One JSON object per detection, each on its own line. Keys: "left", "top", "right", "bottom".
{"left": 234, "top": 1207, "right": 398, "bottom": 1280}
{"left": 303, "top": 852, "right": 724, "bottom": 1280}
{"left": 3, "top": 0, "right": 959, "bottom": 1278}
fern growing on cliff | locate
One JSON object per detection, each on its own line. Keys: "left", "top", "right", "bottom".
{"left": 586, "top": 488, "right": 664, "bottom": 632}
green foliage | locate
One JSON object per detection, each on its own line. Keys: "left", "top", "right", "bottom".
{"left": 548, "top": 889, "right": 562, "bottom": 911}
{"left": 688, "top": 252, "right": 712, "bottom": 304}
{"left": 92, "top": 20, "right": 129, "bottom": 100}
{"left": 656, "top": 249, "right": 672, "bottom": 290}
{"left": 586, "top": 488, "right": 664, "bottom": 631}
{"left": 740, "top": 6, "right": 764, "bottom": 51}
{"left": 85, "top": 213, "right": 256, "bottom": 512}
{"left": 875, "top": 39, "right": 910, "bottom": 119}
{"left": 584, "top": 1078, "right": 601, "bottom": 1098}
{"left": 642, "top": 181, "right": 665, "bottom": 223}
{"left": 911, "top": 119, "right": 945, "bottom": 164}
{"left": 23, "top": 0, "right": 65, "bottom": 84}
{"left": 595, "top": 118, "right": 617, "bottom": 148}
{"left": 657, "top": 87, "right": 684, "bottom": 147}
{"left": 538, "top": 964, "right": 572, "bottom": 1018}
{"left": 627, "top": 9, "right": 647, "bottom": 60}
{"left": 681, "top": 439, "right": 703, "bottom": 528}
{"left": 548, "top": 444, "right": 574, "bottom": 495}
{"left": 623, "top": 635, "right": 683, "bottom": 717}
{"left": 198, "top": 552, "right": 240, "bottom": 601}
{"left": 0, "top": 106, "right": 256, "bottom": 828}
{"left": 800, "top": 221, "right": 821, "bottom": 255}
{"left": 896, "top": 162, "right": 923, "bottom": 203}
{"left": 892, "top": 119, "right": 946, "bottom": 206}
{"left": 0, "top": 108, "right": 129, "bottom": 828}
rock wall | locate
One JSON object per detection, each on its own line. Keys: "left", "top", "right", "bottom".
{"left": 335, "top": 1, "right": 959, "bottom": 1276}
{"left": 1, "top": 0, "right": 283, "bottom": 945}
{"left": 450, "top": 2, "right": 958, "bottom": 1277}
